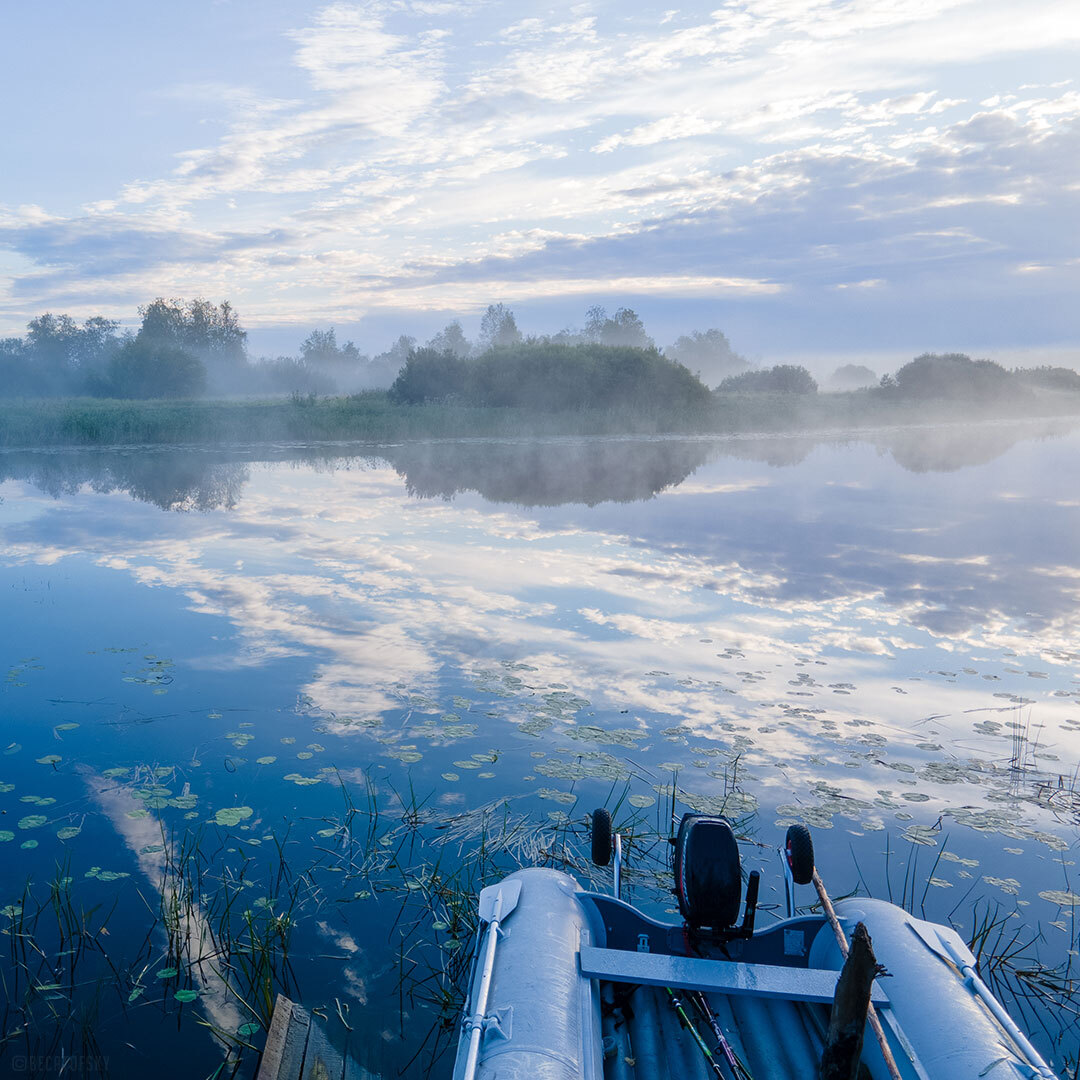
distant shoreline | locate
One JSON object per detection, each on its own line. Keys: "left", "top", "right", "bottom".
{"left": 1, "top": 389, "right": 1079, "bottom": 450}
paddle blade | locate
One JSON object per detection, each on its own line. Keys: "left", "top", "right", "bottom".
{"left": 478, "top": 879, "right": 522, "bottom": 924}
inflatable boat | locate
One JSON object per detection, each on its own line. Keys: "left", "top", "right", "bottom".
{"left": 451, "top": 814, "right": 1058, "bottom": 1080}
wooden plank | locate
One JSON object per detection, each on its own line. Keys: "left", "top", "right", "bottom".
{"left": 258, "top": 995, "right": 311, "bottom": 1080}
{"left": 300, "top": 1015, "right": 346, "bottom": 1080}
{"left": 341, "top": 1054, "right": 369, "bottom": 1080}
{"left": 579, "top": 946, "right": 889, "bottom": 1006}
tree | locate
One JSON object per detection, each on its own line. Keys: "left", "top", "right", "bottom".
{"left": 719, "top": 365, "right": 817, "bottom": 394}
{"left": 21, "top": 313, "right": 121, "bottom": 394}
{"left": 891, "top": 353, "right": 1010, "bottom": 399}
{"left": 107, "top": 340, "right": 207, "bottom": 398}
{"left": 137, "top": 298, "right": 247, "bottom": 368}
{"left": 426, "top": 320, "right": 472, "bottom": 358}
{"left": 478, "top": 304, "right": 522, "bottom": 351}
{"left": 299, "top": 328, "right": 364, "bottom": 368}
{"left": 1013, "top": 365, "right": 1080, "bottom": 391}
{"left": 390, "top": 340, "right": 712, "bottom": 413}
{"left": 0, "top": 337, "right": 33, "bottom": 397}
{"left": 665, "top": 329, "right": 747, "bottom": 383}
{"left": 828, "top": 364, "right": 878, "bottom": 390}
{"left": 389, "top": 347, "right": 470, "bottom": 404}
{"left": 584, "top": 306, "right": 654, "bottom": 349}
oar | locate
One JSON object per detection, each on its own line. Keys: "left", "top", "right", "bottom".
{"left": 461, "top": 879, "right": 522, "bottom": 1080}
{"left": 812, "top": 868, "right": 903, "bottom": 1080}
{"left": 664, "top": 987, "right": 724, "bottom": 1078}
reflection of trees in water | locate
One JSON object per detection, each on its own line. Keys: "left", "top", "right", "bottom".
{"left": 1, "top": 419, "right": 1074, "bottom": 512}
{"left": 384, "top": 438, "right": 715, "bottom": 506}
{"left": 877, "top": 423, "right": 1060, "bottom": 474}
{"left": 0, "top": 451, "right": 249, "bottom": 511}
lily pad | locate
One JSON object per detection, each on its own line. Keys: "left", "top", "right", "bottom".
{"left": 214, "top": 806, "right": 254, "bottom": 827}
{"left": 18, "top": 815, "right": 47, "bottom": 829}
{"left": 1039, "top": 889, "right": 1080, "bottom": 906}
{"left": 174, "top": 989, "right": 198, "bottom": 1003}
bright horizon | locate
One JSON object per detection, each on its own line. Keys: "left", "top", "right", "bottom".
{"left": 2, "top": 1, "right": 1078, "bottom": 366}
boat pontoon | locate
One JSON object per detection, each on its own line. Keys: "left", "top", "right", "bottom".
{"left": 452, "top": 813, "right": 1058, "bottom": 1080}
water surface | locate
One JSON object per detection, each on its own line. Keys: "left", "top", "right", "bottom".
{"left": 1, "top": 420, "right": 1078, "bottom": 1076}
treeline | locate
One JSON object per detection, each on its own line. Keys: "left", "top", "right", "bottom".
{"left": 715, "top": 353, "right": 1080, "bottom": 401}
{"left": 391, "top": 341, "right": 711, "bottom": 412}
{"left": 0, "top": 299, "right": 750, "bottom": 400}
{"left": 3, "top": 297, "right": 1078, "bottom": 409}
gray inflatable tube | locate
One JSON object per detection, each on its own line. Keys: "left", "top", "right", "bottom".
{"left": 451, "top": 868, "right": 603, "bottom": 1080}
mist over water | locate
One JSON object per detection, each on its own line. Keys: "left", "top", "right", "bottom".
{"left": 2, "top": 417, "right": 1079, "bottom": 1075}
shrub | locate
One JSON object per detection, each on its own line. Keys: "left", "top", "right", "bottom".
{"left": 389, "top": 347, "right": 471, "bottom": 404}
{"left": 828, "top": 364, "right": 877, "bottom": 390}
{"left": 719, "top": 365, "right": 818, "bottom": 394}
{"left": 390, "top": 342, "right": 711, "bottom": 413}
{"left": 1013, "top": 365, "right": 1080, "bottom": 392}
{"left": 890, "top": 353, "right": 1011, "bottom": 400}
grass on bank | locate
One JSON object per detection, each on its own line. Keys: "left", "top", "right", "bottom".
{"left": 2, "top": 386, "right": 1080, "bottom": 449}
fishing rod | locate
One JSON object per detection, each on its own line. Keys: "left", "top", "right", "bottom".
{"left": 664, "top": 987, "right": 724, "bottom": 1078}
{"left": 689, "top": 990, "right": 754, "bottom": 1080}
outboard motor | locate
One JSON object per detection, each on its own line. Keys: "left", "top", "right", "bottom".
{"left": 672, "top": 813, "right": 759, "bottom": 939}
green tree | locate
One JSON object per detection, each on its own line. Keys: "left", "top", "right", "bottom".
{"left": 719, "top": 365, "right": 817, "bottom": 394}
{"left": 22, "top": 313, "right": 121, "bottom": 393}
{"left": 426, "top": 320, "right": 472, "bottom": 358}
{"left": 137, "top": 298, "right": 247, "bottom": 367}
{"left": 828, "top": 363, "right": 878, "bottom": 390}
{"left": 584, "top": 306, "right": 654, "bottom": 349}
{"left": 107, "top": 340, "right": 207, "bottom": 398}
{"left": 665, "top": 329, "right": 746, "bottom": 383}
{"left": 891, "top": 353, "right": 1010, "bottom": 399}
{"left": 478, "top": 304, "right": 522, "bottom": 351}
{"left": 299, "top": 327, "right": 364, "bottom": 368}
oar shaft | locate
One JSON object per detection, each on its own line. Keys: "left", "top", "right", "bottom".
{"left": 462, "top": 905, "right": 502, "bottom": 1080}
{"left": 812, "top": 870, "right": 903, "bottom": 1080}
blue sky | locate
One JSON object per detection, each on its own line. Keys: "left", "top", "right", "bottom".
{"left": 1, "top": 0, "right": 1078, "bottom": 364}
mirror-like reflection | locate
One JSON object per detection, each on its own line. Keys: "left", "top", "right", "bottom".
{"left": 1, "top": 418, "right": 1078, "bottom": 1077}
{"left": 2, "top": 415, "right": 1074, "bottom": 513}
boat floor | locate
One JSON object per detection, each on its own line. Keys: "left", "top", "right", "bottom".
{"left": 605, "top": 983, "right": 832, "bottom": 1080}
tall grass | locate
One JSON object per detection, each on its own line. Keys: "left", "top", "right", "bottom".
{"left": 2, "top": 768, "right": 1077, "bottom": 1078}
{"left": 3, "top": 385, "right": 1079, "bottom": 449}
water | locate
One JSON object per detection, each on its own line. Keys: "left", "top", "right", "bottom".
{"left": 1, "top": 419, "right": 1078, "bottom": 1077}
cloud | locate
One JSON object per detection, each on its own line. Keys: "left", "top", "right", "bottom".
{"left": 1, "top": 0, "right": 1078, "bottom": 347}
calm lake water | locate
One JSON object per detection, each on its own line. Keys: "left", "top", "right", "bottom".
{"left": 1, "top": 419, "right": 1079, "bottom": 1077}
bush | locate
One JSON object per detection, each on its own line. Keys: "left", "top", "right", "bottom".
{"left": 828, "top": 364, "right": 877, "bottom": 390}
{"left": 1013, "top": 365, "right": 1080, "bottom": 392}
{"left": 389, "top": 342, "right": 712, "bottom": 413}
{"left": 718, "top": 365, "right": 818, "bottom": 394}
{"left": 389, "top": 348, "right": 471, "bottom": 404}
{"left": 887, "top": 353, "right": 1011, "bottom": 400}
{"left": 106, "top": 340, "right": 207, "bottom": 398}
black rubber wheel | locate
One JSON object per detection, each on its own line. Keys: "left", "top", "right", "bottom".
{"left": 591, "top": 808, "right": 612, "bottom": 866}
{"left": 785, "top": 824, "right": 815, "bottom": 885}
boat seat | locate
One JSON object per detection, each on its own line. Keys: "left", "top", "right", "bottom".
{"left": 578, "top": 945, "right": 890, "bottom": 1006}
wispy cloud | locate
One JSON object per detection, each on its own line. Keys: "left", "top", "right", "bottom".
{"left": 0, "top": 0, "right": 1077, "bottom": 351}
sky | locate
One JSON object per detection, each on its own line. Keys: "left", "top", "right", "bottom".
{"left": 1, "top": 0, "right": 1078, "bottom": 364}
